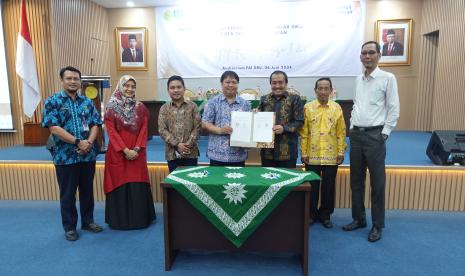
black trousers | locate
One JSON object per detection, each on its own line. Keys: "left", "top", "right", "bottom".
{"left": 305, "top": 164, "right": 338, "bottom": 220}
{"left": 167, "top": 158, "right": 198, "bottom": 172}
{"left": 261, "top": 158, "right": 297, "bottom": 168}
{"left": 349, "top": 128, "right": 386, "bottom": 228}
{"left": 210, "top": 159, "right": 245, "bottom": 167}
{"left": 55, "top": 161, "right": 96, "bottom": 231}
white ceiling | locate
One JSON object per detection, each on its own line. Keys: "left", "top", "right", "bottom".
{"left": 90, "top": 0, "right": 305, "bottom": 9}
{"left": 90, "top": 0, "right": 180, "bottom": 8}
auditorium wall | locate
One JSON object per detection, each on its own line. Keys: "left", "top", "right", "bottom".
{"left": 1, "top": 0, "right": 464, "bottom": 148}
{"left": 106, "top": 0, "right": 423, "bottom": 131}
{"left": 50, "top": 0, "right": 110, "bottom": 85}
{"left": 415, "top": 0, "right": 465, "bottom": 131}
{"left": 1, "top": 0, "right": 53, "bottom": 147}
{"left": 364, "top": 0, "right": 422, "bottom": 130}
{"left": 0, "top": 0, "right": 109, "bottom": 148}
{"left": 107, "top": 7, "right": 158, "bottom": 104}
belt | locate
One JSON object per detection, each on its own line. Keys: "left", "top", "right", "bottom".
{"left": 353, "top": 125, "right": 383, "bottom": 132}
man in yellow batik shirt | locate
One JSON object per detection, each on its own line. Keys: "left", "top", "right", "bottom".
{"left": 300, "top": 77, "right": 347, "bottom": 228}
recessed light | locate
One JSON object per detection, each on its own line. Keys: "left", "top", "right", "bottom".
{"left": 126, "top": 1, "right": 135, "bottom": 7}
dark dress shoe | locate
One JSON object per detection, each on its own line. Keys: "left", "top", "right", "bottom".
{"left": 368, "top": 226, "right": 382, "bottom": 242}
{"left": 65, "top": 230, "right": 79, "bottom": 241}
{"left": 342, "top": 220, "right": 367, "bottom": 231}
{"left": 321, "top": 219, "right": 333, "bottom": 229}
{"left": 82, "top": 222, "right": 103, "bottom": 233}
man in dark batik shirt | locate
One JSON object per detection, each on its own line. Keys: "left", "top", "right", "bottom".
{"left": 42, "top": 66, "right": 103, "bottom": 241}
{"left": 258, "top": 70, "right": 304, "bottom": 168}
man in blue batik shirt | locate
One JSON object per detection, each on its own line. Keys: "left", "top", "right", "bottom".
{"left": 202, "top": 71, "right": 251, "bottom": 167}
{"left": 42, "top": 66, "right": 103, "bottom": 241}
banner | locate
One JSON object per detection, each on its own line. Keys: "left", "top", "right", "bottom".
{"left": 156, "top": 0, "right": 365, "bottom": 78}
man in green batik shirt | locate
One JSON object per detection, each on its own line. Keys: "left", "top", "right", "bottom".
{"left": 258, "top": 70, "right": 304, "bottom": 168}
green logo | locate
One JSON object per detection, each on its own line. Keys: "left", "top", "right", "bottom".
{"left": 163, "top": 9, "right": 183, "bottom": 21}
{"left": 164, "top": 10, "right": 172, "bottom": 21}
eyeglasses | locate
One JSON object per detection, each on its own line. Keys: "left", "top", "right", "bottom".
{"left": 63, "top": 77, "right": 81, "bottom": 82}
{"left": 361, "top": 50, "right": 378, "bottom": 56}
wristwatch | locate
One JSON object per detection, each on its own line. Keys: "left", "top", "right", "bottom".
{"left": 74, "top": 138, "right": 81, "bottom": 145}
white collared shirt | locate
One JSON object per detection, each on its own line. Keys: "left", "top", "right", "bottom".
{"left": 350, "top": 67, "right": 400, "bottom": 135}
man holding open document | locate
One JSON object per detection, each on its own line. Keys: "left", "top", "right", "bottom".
{"left": 202, "top": 71, "right": 251, "bottom": 167}
{"left": 258, "top": 71, "right": 304, "bottom": 168}
{"left": 229, "top": 111, "right": 275, "bottom": 148}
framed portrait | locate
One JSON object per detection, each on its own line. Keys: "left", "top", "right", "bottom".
{"left": 115, "top": 27, "right": 148, "bottom": 71}
{"left": 375, "top": 19, "right": 412, "bottom": 66}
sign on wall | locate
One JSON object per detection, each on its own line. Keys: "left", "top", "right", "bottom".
{"left": 155, "top": 0, "right": 365, "bottom": 78}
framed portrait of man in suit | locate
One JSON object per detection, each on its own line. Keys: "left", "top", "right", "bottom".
{"left": 376, "top": 19, "right": 412, "bottom": 66}
{"left": 115, "top": 27, "right": 148, "bottom": 71}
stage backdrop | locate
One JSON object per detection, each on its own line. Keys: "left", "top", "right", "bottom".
{"left": 155, "top": 0, "right": 365, "bottom": 78}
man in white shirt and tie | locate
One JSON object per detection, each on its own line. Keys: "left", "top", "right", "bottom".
{"left": 122, "top": 34, "right": 143, "bottom": 62}
{"left": 342, "top": 41, "right": 400, "bottom": 242}
{"left": 382, "top": 29, "right": 404, "bottom": 56}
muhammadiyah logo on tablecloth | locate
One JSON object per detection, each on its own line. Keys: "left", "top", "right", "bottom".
{"left": 187, "top": 170, "right": 209, "bottom": 178}
{"left": 261, "top": 172, "right": 281, "bottom": 180}
{"left": 224, "top": 172, "right": 245, "bottom": 179}
{"left": 223, "top": 183, "right": 247, "bottom": 204}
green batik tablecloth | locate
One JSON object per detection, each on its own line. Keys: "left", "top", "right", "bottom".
{"left": 163, "top": 166, "right": 319, "bottom": 247}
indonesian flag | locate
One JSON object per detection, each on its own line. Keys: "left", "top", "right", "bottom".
{"left": 15, "top": 0, "right": 40, "bottom": 118}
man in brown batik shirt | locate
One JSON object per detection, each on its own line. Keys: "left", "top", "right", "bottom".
{"left": 158, "top": 75, "right": 201, "bottom": 172}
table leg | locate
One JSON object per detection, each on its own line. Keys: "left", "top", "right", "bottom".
{"left": 302, "top": 186, "right": 310, "bottom": 276}
{"left": 163, "top": 187, "right": 174, "bottom": 271}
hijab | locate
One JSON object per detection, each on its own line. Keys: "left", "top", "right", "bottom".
{"left": 105, "top": 75, "right": 145, "bottom": 133}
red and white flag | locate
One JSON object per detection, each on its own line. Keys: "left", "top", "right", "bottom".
{"left": 15, "top": 0, "right": 40, "bottom": 118}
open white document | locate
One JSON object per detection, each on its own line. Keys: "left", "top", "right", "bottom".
{"left": 230, "top": 111, "right": 274, "bottom": 148}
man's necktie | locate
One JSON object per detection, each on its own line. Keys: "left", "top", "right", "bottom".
{"left": 132, "top": 49, "right": 136, "bottom": 61}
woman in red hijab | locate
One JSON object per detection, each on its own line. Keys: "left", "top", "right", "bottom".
{"left": 104, "top": 75, "right": 155, "bottom": 229}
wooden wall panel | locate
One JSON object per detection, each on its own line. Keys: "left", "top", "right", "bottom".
{"left": 50, "top": 0, "right": 110, "bottom": 78}
{"left": 2, "top": 0, "right": 465, "bottom": 148}
{"left": 0, "top": 0, "right": 110, "bottom": 148}
{"left": 415, "top": 32, "right": 438, "bottom": 130}
{"left": 418, "top": 0, "right": 465, "bottom": 131}
{"left": 1, "top": 0, "right": 53, "bottom": 147}
{"left": 2, "top": 163, "right": 465, "bottom": 212}
{"left": 0, "top": 163, "right": 169, "bottom": 202}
